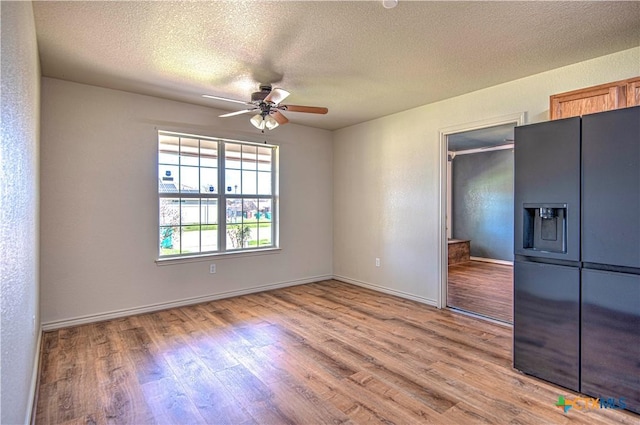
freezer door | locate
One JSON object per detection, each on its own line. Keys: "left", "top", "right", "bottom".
{"left": 514, "top": 260, "right": 580, "bottom": 391}
{"left": 582, "top": 106, "right": 640, "bottom": 269}
{"left": 582, "top": 269, "right": 640, "bottom": 414}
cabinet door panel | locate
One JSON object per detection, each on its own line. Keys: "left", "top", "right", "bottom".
{"left": 627, "top": 79, "right": 640, "bottom": 107}
{"left": 551, "top": 86, "right": 624, "bottom": 120}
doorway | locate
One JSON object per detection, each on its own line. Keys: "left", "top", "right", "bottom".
{"left": 439, "top": 113, "right": 524, "bottom": 324}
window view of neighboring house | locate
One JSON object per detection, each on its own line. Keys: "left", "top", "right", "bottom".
{"left": 158, "top": 131, "right": 277, "bottom": 257}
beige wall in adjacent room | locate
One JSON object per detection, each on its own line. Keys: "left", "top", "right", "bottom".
{"left": 1, "top": 2, "right": 41, "bottom": 424}
{"left": 333, "top": 47, "right": 640, "bottom": 304}
{"left": 40, "top": 78, "right": 333, "bottom": 326}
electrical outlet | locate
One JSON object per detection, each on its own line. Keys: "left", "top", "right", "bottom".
{"left": 375, "top": 258, "right": 381, "bottom": 267}
{"left": 209, "top": 264, "right": 216, "bottom": 274}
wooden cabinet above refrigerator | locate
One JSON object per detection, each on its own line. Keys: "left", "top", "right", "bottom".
{"left": 550, "top": 76, "right": 640, "bottom": 120}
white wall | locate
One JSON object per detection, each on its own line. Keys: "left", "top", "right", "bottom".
{"left": 0, "top": 2, "right": 41, "bottom": 424}
{"left": 333, "top": 47, "right": 640, "bottom": 304}
{"left": 40, "top": 78, "right": 333, "bottom": 326}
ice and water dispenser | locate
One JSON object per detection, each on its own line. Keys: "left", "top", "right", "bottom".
{"left": 522, "top": 204, "right": 567, "bottom": 253}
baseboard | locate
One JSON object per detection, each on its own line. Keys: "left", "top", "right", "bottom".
{"left": 27, "top": 326, "right": 43, "bottom": 425}
{"left": 470, "top": 256, "right": 513, "bottom": 266}
{"left": 333, "top": 275, "right": 438, "bottom": 308}
{"left": 41, "top": 274, "right": 332, "bottom": 331}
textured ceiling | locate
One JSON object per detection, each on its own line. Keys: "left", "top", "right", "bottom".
{"left": 32, "top": 1, "right": 640, "bottom": 131}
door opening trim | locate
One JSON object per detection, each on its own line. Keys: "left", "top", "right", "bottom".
{"left": 437, "top": 112, "right": 526, "bottom": 309}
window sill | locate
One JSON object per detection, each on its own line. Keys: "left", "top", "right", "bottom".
{"left": 155, "top": 247, "right": 281, "bottom": 266}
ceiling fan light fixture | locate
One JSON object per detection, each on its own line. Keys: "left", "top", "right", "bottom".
{"left": 250, "top": 113, "right": 280, "bottom": 131}
{"left": 250, "top": 114, "right": 266, "bottom": 130}
{"left": 264, "top": 114, "right": 280, "bottom": 130}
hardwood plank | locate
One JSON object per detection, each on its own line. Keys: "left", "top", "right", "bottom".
{"left": 182, "top": 329, "right": 240, "bottom": 372}
{"left": 214, "top": 364, "right": 295, "bottom": 424}
{"left": 35, "top": 382, "right": 60, "bottom": 425}
{"left": 38, "top": 330, "right": 60, "bottom": 386}
{"left": 161, "top": 337, "right": 254, "bottom": 424}
{"left": 56, "top": 411, "right": 106, "bottom": 425}
{"left": 265, "top": 374, "right": 352, "bottom": 425}
{"left": 140, "top": 376, "right": 205, "bottom": 425}
{"left": 94, "top": 352, "right": 157, "bottom": 424}
{"left": 54, "top": 327, "right": 99, "bottom": 423}
{"left": 348, "top": 371, "right": 444, "bottom": 423}
{"left": 119, "top": 327, "right": 172, "bottom": 385}
{"left": 89, "top": 321, "right": 157, "bottom": 424}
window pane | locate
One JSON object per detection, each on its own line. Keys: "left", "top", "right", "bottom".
{"left": 257, "top": 171, "right": 272, "bottom": 195}
{"left": 225, "top": 143, "right": 242, "bottom": 169}
{"left": 180, "top": 166, "right": 199, "bottom": 193}
{"left": 257, "top": 223, "right": 272, "bottom": 247}
{"left": 225, "top": 169, "right": 241, "bottom": 194}
{"left": 257, "top": 147, "right": 272, "bottom": 171}
{"left": 201, "top": 229, "right": 217, "bottom": 252}
{"left": 243, "top": 199, "right": 258, "bottom": 220}
{"left": 159, "top": 165, "right": 179, "bottom": 193}
{"left": 181, "top": 199, "right": 200, "bottom": 225}
{"left": 201, "top": 199, "right": 218, "bottom": 225}
{"left": 181, "top": 226, "right": 200, "bottom": 254}
{"left": 201, "top": 199, "right": 218, "bottom": 252}
{"left": 242, "top": 170, "right": 257, "bottom": 195}
{"left": 257, "top": 199, "right": 272, "bottom": 222}
{"left": 159, "top": 135, "right": 179, "bottom": 165}
{"left": 257, "top": 199, "right": 273, "bottom": 247}
{"left": 200, "top": 167, "right": 217, "bottom": 194}
{"left": 243, "top": 199, "right": 258, "bottom": 248}
{"left": 160, "top": 198, "right": 180, "bottom": 226}
{"left": 226, "top": 198, "right": 244, "bottom": 249}
{"left": 226, "top": 198, "right": 242, "bottom": 224}
{"left": 242, "top": 145, "right": 257, "bottom": 170}
{"left": 180, "top": 137, "right": 199, "bottom": 166}
{"left": 159, "top": 226, "right": 178, "bottom": 256}
{"left": 226, "top": 224, "right": 248, "bottom": 249}
{"left": 200, "top": 139, "right": 218, "bottom": 167}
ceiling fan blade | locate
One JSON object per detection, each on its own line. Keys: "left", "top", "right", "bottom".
{"left": 219, "top": 109, "right": 256, "bottom": 118}
{"left": 283, "top": 105, "right": 329, "bottom": 114}
{"left": 271, "top": 110, "right": 289, "bottom": 125}
{"left": 264, "top": 88, "right": 290, "bottom": 104}
{"left": 203, "top": 94, "right": 251, "bottom": 105}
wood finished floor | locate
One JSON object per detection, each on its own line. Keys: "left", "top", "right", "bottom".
{"left": 35, "top": 280, "right": 637, "bottom": 425}
{"left": 448, "top": 261, "right": 513, "bottom": 323}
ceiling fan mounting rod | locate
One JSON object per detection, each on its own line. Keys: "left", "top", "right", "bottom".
{"left": 251, "top": 84, "right": 275, "bottom": 103}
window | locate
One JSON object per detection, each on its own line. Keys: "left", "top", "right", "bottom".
{"left": 158, "top": 131, "right": 277, "bottom": 258}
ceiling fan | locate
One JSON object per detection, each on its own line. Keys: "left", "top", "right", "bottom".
{"left": 203, "top": 84, "right": 328, "bottom": 131}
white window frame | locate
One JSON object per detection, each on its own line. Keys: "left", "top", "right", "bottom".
{"left": 157, "top": 130, "right": 278, "bottom": 260}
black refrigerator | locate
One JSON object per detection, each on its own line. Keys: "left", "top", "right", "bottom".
{"left": 513, "top": 106, "right": 640, "bottom": 414}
